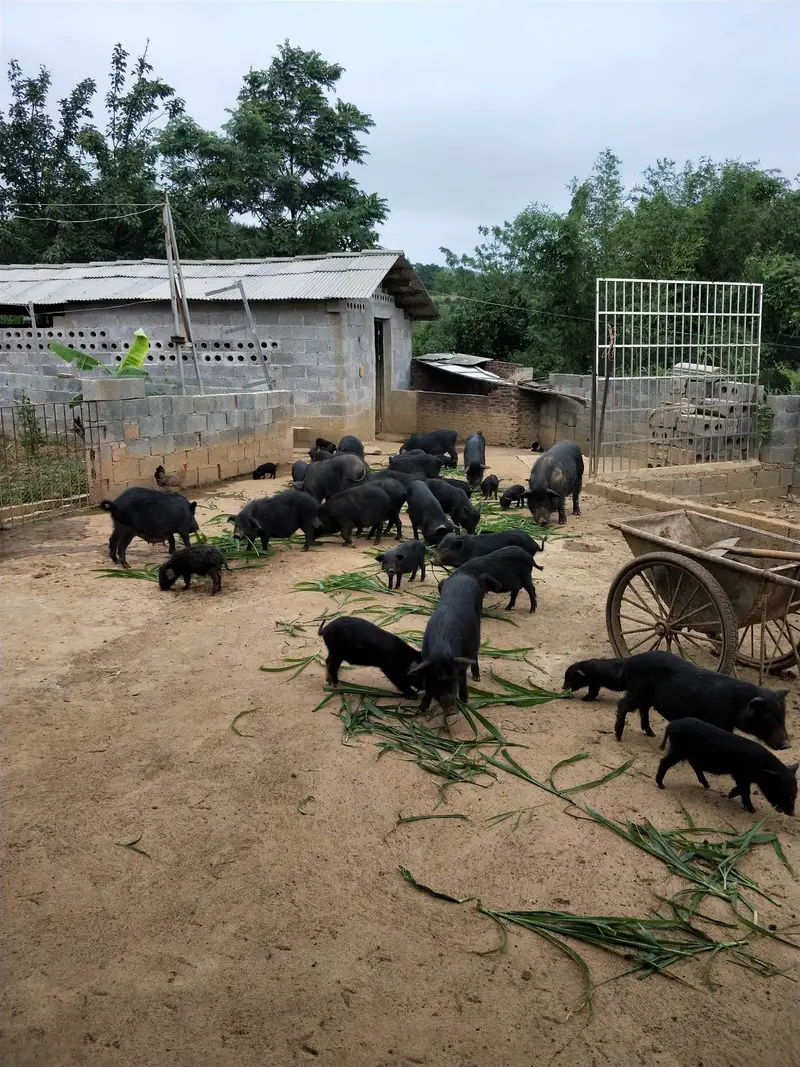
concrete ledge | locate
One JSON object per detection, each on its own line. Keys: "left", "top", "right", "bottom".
{"left": 587, "top": 479, "right": 798, "bottom": 539}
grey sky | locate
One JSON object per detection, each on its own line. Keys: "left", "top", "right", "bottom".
{"left": 1, "top": 1, "right": 798, "bottom": 262}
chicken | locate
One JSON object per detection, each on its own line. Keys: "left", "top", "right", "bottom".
{"left": 154, "top": 462, "right": 188, "bottom": 489}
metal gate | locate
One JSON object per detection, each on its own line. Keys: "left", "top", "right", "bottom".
{"left": 591, "top": 278, "right": 762, "bottom": 473}
{"left": 0, "top": 399, "right": 102, "bottom": 525}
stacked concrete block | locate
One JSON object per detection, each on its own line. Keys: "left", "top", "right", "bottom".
{"left": 81, "top": 378, "right": 294, "bottom": 501}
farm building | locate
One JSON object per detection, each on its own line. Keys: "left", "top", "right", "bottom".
{"left": 0, "top": 251, "right": 437, "bottom": 441}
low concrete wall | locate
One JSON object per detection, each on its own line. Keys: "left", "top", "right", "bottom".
{"left": 592, "top": 458, "right": 793, "bottom": 507}
{"left": 85, "top": 379, "right": 293, "bottom": 502}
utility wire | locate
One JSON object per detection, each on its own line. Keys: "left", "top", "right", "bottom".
{"left": 10, "top": 205, "right": 161, "bottom": 224}
{"left": 429, "top": 289, "right": 596, "bottom": 323}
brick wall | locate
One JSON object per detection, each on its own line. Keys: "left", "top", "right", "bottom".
{"left": 84, "top": 379, "right": 293, "bottom": 502}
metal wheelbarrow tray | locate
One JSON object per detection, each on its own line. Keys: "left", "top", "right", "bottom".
{"left": 606, "top": 510, "right": 800, "bottom": 676}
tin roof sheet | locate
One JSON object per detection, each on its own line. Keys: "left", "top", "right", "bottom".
{"left": 0, "top": 251, "right": 438, "bottom": 318}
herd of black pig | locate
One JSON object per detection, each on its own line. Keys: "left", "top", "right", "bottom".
{"left": 99, "top": 429, "right": 798, "bottom": 818}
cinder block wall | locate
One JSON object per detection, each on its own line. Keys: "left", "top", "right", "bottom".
{"left": 84, "top": 379, "right": 293, "bottom": 502}
{"left": 762, "top": 394, "right": 800, "bottom": 490}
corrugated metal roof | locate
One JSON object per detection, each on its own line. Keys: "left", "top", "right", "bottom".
{"left": 0, "top": 251, "right": 438, "bottom": 319}
{"left": 415, "top": 352, "right": 493, "bottom": 367}
{"left": 415, "top": 359, "right": 513, "bottom": 386}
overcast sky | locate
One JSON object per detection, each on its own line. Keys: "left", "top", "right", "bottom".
{"left": 1, "top": 1, "right": 798, "bottom": 262}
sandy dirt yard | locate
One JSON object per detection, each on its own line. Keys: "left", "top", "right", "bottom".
{"left": 2, "top": 444, "right": 799, "bottom": 1067}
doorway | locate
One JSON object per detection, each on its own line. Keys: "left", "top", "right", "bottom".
{"left": 374, "top": 318, "right": 385, "bottom": 434}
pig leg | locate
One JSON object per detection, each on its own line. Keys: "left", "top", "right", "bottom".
{"left": 520, "top": 577, "right": 537, "bottom": 613}
{"left": 655, "top": 750, "right": 682, "bottom": 788}
{"left": 183, "top": 575, "right": 191, "bottom": 588}
{"left": 167, "top": 534, "right": 177, "bottom": 554}
{"left": 420, "top": 558, "right": 426, "bottom": 582}
{"left": 639, "top": 706, "right": 656, "bottom": 737}
{"left": 582, "top": 684, "right": 600, "bottom": 701}
{"left": 179, "top": 532, "right": 191, "bottom": 550}
{"left": 688, "top": 762, "right": 710, "bottom": 788}
{"left": 614, "top": 693, "right": 639, "bottom": 741}
{"left": 260, "top": 534, "right": 270, "bottom": 551}
{"left": 557, "top": 496, "right": 567, "bottom": 524}
{"left": 325, "top": 655, "right": 342, "bottom": 686}
{"left": 420, "top": 691, "right": 432, "bottom": 716}
{"left": 301, "top": 522, "right": 314, "bottom": 552}
{"left": 212, "top": 567, "right": 222, "bottom": 594}
{"left": 506, "top": 589, "right": 518, "bottom": 610}
{"left": 411, "top": 520, "right": 420, "bottom": 540}
{"left": 386, "top": 573, "right": 395, "bottom": 590}
{"left": 116, "top": 532, "right": 135, "bottom": 569}
{"left": 729, "top": 781, "right": 755, "bottom": 813}
{"left": 340, "top": 522, "right": 356, "bottom": 547}
{"left": 572, "top": 487, "right": 582, "bottom": 516}
{"left": 470, "top": 661, "right": 480, "bottom": 681}
{"left": 458, "top": 672, "right": 469, "bottom": 702}
{"left": 108, "top": 530, "right": 119, "bottom": 562}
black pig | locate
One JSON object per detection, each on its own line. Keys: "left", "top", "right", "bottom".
{"left": 315, "top": 438, "right": 337, "bottom": 453}
{"left": 158, "top": 545, "right": 230, "bottom": 595}
{"left": 314, "top": 483, "right": 393, "bottom": 545}
{"left": 408, "top": 572, "right": 501, "bottom": 718}
{"left": 611, "top": 651, "right": 790, "bottom": 749}
{"left": 499, "top": 484, "right": 527, "bottom": 510}
{"left": 252, "top": 462, "right": 277, "bottom": 480}
{"left": 400, "top": 429, "right": 458, "bottom": 467}
{"left": 464, "top": 431, "right": 487, "bottom": 489}
{"left": 389, "top": 452, "right": 444, "bottom": 479}
{"left": 481, "top": 475, "right": 499, "bottom": 500}
{"left": 440, "top": 476, "right": 471, "bottom": 496}
{"left": 376, "top": 540, "right": 427, "bottom": 589}
{"left": 425, "top": 479, "right": 481, "bottom": 534}
{"left": 406, "top": 480, "right": 455, "bottom": 543}
{"left": 525, "top": 440, "right": 584, "bottom": 525}
{"left": 291, "top": 459, "right": 309, "bottom": 482}
{"left": 337, "top": 434, "right": 365, "bottom": 458}
{"left": 434, "top": 530, "right": 544, "bottom": 570}
{"left": 656, "top": 718, "right": 798, "bottom": 815}
{"left": 228, "top": 490, "right": 318, "bottom": 551}
{"left": 563, "top": 658, "right": 628, "bottom": 701}
{"left": 101, "top": 488, "right": 199, "bottom": 568}
{"left": 455, "top": 547, "right": 538, "bottom": 613}
{"left": 308, "top": 447, "right": 335, "bottom": 463}
{"left": 303, "top": 453, "right": 369, "bottom": 502}
{"left": 318, "top": 617, "right": 422, "bottom": 697}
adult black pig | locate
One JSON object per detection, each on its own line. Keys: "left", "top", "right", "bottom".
{"left": 406, "top": 480, "right": 454, "bottom": 543}
{"left": 524, "top": 440, "right": 584, "bottom": 525}
{"left": 338, "top": 434, "right": 365, "bottom": 458}
{"left": 291, "top": 459, "right": 309, "bottom": 482}
{"left": 400, "top": 429, "right": 458, "bottom": 467}
{"left": 408, "top": 571, "right": 501, "bottom": 718}
{"left": 434, "top": 530, "right": 544, "bottom": 570}
{"left": 101, "top": 487, "right": 199, "bottom": 568}
{"left": 303, "top": 453, "right": 369, "bottom": 502}
{"left": 314, "top": 483, "right": 393, "bottom": 546}
{"left": 388, "top": 452, "right": 443, "bottom": 479}
{"left": 463, "top": 431, "right": 486, "bottom": 489}
{"left": 228, "top": 490, "right": 318, "bottom": 551}
{"left": 610, "top": 650, "right": 790, "bottom": 749}
{"left": 426, "top": 479, "right": 481, "bottom": 534}
{"left": 455, "top": 546, "right": 538, "bottom": 613}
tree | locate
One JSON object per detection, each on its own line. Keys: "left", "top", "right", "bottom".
{"left": 161, "top": 41, "right": 387, "bottom": 256}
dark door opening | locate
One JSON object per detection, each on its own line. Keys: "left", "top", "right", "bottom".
{"left": 374, "top": 318, "right": 385, "bottom": 434}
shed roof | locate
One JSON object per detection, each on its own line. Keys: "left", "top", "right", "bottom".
{"left": 0, "top": 251, "right": 438, "bottom": 319}
{"left": 413, "top": 354, "right": 512, "bottom": 386}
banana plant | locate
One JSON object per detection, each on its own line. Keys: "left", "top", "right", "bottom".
{"left": 49, "top": 327, "right": 150, "bottom": 406}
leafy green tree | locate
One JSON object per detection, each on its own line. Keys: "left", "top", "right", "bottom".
{"left": 161, "top": 41, "right": 387, "bottom": 255}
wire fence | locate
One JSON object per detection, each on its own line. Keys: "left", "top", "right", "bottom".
{"left": 593, "top": 278, "right": 762, "bottom": 473}
{"left": 0, "top": 399, "right": 101, "bottom": 525}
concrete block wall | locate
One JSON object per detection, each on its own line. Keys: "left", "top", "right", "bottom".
{"left": 592, "top": 459, "right": 793, "bottom": 504}
{"left": 83, "top": 379, "right": 293, "bottom": 502}
{"left": 0, "top": 368, "right": 81, "bottom": 406}
{"left": 762, "top": 395, "right": 800, "bottom": 490}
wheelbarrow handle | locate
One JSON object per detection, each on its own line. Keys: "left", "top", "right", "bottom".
{"left": 721, "top": 546, "right": 800, "bottom": 562}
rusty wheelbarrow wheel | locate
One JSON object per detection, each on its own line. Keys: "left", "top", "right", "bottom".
{"left": 606, "top": 551, "right": 738, "bottom": 675}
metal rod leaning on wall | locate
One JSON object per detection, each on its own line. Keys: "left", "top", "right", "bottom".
{"left": 204, "top": 280, "right": 273, "bottom": 390}
{"left": 590, "top": 278, "right": 599, "bottom": 477}
{"left": 162, "top": 197, "right": 186, "bottom": 396}
{"left": 164, "top": 193, "right": 204, "bottom": 394}
{"left": 593, "top": 325, "right": 615, "bottom": 477}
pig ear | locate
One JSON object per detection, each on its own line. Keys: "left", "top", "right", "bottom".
{"left": 189, "top": 501, "right": 198, "bottom": 513}
{"left": 227, "top": 515, "right": 237, "bottom": 523}
{"left": 164, "top": 567, "right": 174, "bottom": 579}
{"left": 407, "top": 660, "right": 429, "bottom": 675}
{"left": 776, "top": 689, "right": 790, "bottom": 703}
{"left": 546, "top": 489, "right": 561, "bottom": 502}
{"left": 789, "top": 762, "right": 800, "bottom": 776}
{"left": 375, "top": 553, "right": 385, "bottom": 562}
{"left": 453, "top": 656, "right": 477, "bottom": 667}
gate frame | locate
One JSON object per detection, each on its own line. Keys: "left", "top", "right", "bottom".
{"left": 591, "top": 277, "right": 763, "bottom": 475}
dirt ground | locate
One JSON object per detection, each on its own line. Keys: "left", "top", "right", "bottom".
{"left": 2, "top": 443, "right": 799, "bottom": 1067}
